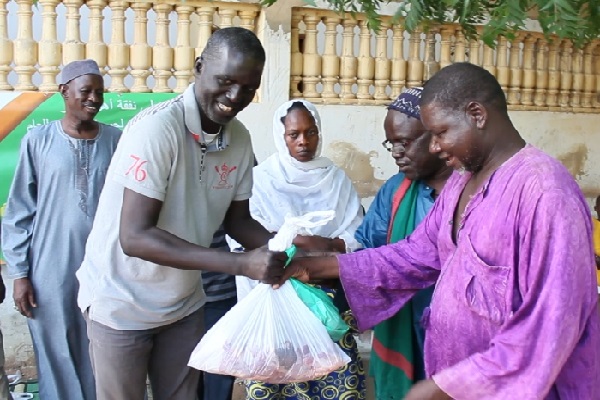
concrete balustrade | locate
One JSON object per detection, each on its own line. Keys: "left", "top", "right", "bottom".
{"left": 1, "top": 0, "right": 599, "bottom": 112}
{"left": 290, "top": 7, "right": 600, "bottom": 112}
{"left": 0, "top": 0, "right": 260, "bottom": 93}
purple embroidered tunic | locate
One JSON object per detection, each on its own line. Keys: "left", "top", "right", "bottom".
{"left": 339, "top": 145, "right": 599, "bottom": 399}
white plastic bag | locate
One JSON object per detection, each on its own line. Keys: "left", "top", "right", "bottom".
{"left": 236, "top": 211, "right": 336, "bottom": 302}
{"left": 188, "top": 280, "right": 351, "bottom": 383}
{"left": 235, "top": 274, "right": 258, "bottom": 302}
{"left": 268, "top": 210, "right": 335, "bottom": 252}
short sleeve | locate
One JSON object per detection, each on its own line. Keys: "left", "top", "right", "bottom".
{"left": 229, "top": 121, "right": 254, "bottom": 202}
{"left": 111, "top": 115, "right": 177, "bottom": 201}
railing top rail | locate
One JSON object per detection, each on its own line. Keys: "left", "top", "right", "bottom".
{"left": 292, "top": 6, "right": 600, "bottom": 46}
{"left": 132, "top": 0, "right": 261, "bottom": 10}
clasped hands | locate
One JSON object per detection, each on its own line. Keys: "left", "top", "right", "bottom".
{"left": 242, "top": 234, "right": 334, "bottom": 285}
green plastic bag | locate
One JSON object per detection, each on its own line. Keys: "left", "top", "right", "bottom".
{"left": 285, "top": 245, "right": 350, "bottom": 342}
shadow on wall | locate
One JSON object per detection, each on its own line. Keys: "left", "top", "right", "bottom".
{"left": 329, "top": 140, "right": 599, "bottom": 202}
{"left": 327, "top": 141, "right": 384, "bottom": 198}
{"left": 556, "top": 144, "right": 599, "bottom": 198}
{"left": 558, "top": 144, "right": 588, "bottom": 180}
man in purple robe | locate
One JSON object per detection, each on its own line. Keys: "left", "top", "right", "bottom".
{"left": 287, "top": 62, "right": 600, "bottom": 399}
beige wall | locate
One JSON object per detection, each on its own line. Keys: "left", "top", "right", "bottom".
{"left": 1, "top": 268, "right": 35, "bottom": 378}
{"left": 245, "top": 10, "right": 600, "bottom": 206}
{"left": 512, "top": 111, "right": 600, "bottom": 201}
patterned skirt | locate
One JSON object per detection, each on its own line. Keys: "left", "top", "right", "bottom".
{"left": 245, "top": 288, "right": 366, "bottom": 400}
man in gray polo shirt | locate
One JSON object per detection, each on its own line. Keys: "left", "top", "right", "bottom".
{"left": 77, "top": 28, "right": 286, "bottom": 400}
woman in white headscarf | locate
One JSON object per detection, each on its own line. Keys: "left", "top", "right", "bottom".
{"left": 246, "top": 100, "right": 366, "bottom": 399}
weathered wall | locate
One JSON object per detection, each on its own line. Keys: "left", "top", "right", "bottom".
{"left": 1, "top": 3, "right": 599, "bottom": 378}
{"left": 0, "top": 268, "right": 35, "bottom": 378}
{"left": 245, "top": 104, "right": 600, "bottom": 206}
{"left": 245, "top": 9, "right": 600, "bottom": 206}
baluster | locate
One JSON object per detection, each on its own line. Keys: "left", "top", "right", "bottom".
{"left": 520, "top": 34, "right": 536, "bottom": 106}
{"left": 559, "top": 40, "right": 573, "bottom": 107}
{"left": 339, "top": 18, "right": 357, "bottom": 101}
{"left": 496, "top": 36, "right": 509, "bottom": 95}
{"left": 454, "top": 29, "right": 466, "bottom": 62}
{"left": 423, "top": 29, "right": 439, "bottom": 81}
{"left": 374, "top": 20, "right": 391, "bottom": 101}
{"left": 130, "top": 2, "right": 152, "bottom": 92}
{"left": 0, "top": 0, "right": 12, "bottom": 89}
{"left": 195, "top": 6, "right": 215, "bottom": 58}
{"left": 571, "top": 46, "right": 584, "bottom": 107}
{"left": 218, "top": 8, "right": 237, "bottom": 29}
{"left": 174, "top": 5, "right": 194, "bottom": 93}
{"left": 439, "top": 26, "right": 454, "bottom": 69}
{"left": 534, "top": 37, "right": 548, "bottom": 107}
{"left": 13, "top": 0, "right": 37, "bottom": 90}
{"left": 86, "top": 0, "right": 108, "bottom": 73}
{"left": 238, "top": 9, "right": 258, "bottom": 32}
{"left": 321, "top": 16, "right": 340, "bottom": 100}
{"left": 507, "top": 33, "right": 523, "bottom": 106}
{"left": 107, "top": 0, "right": 129, "bottom": 92}
{"left": 357, "top": 19, "right": 374, "bottom": 101}
{"left": 482, "top": 41, "right": 497, "bottom": 77}
{"left": 407, "top": 28, "right": 423, "bottom": 87}
{"left": 38, "top": 0, "right": 61, "bottom": 91}
{"left": 594, "top": 46, "right": 600, "bottom": 107}
{"left": 469, "top": 38, "right": 480, "bottom": 66}
{"left": 289, "top": 13, "right": 303, "bottom": 98}
{"left": 547, "top": 39, "right": 561, "bottom": 107}
{"left": 63, "top": 0, "right": 84, "bottom": 64}
{"left": 582, "top": 42, "right": 596, "bottom": 108}
{"left": 301, "top": 14, "right": 321, "bottom": 100}
{"left": 153, "top": 3, "right": 173, "bottom": 93}
{"left": 389, "top": 24, "right": 406, "bottom": 98}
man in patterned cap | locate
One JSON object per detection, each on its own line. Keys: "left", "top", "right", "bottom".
{"left": 354, "top": 86, "right": 452, "bottom": 400}
{"left": 2, "top": 59, "right": 121, "bottom": 400}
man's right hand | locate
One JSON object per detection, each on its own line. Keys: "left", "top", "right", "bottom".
{"left": 13, "top": 277, "right": 37, "bottom": 318}
{"left": 241, "top": 247, "right": 287, "bottom": 284}
{"left": 272, "top": 258, "right": 311, "bottom": 289}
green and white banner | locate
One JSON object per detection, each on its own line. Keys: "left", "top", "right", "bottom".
{"left": 0, "top": 92, "right": 178, "bottom": 260}
{"left": 0, "top": 92, "right": 179, "bottom": 208}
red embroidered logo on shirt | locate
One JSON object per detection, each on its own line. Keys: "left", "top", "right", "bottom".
{"left": 125, "top": 155, "right": 148, "bottom": 182}
{"left": 213, "top": 163, "right": 237, "bottom": 189}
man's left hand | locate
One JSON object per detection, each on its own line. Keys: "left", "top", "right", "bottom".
{"left": 404, "top": 379, "right": 451, "bottom": 400}
{"left": 293, "top": 235, "right": 348, "bottom": 253}
{"left": 293, "top": 235, "right": 333, "bottom": 252}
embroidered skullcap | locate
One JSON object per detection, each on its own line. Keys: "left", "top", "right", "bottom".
{"left": 388, "top": 87, "right": 423, "bottom": 120}
{"left": 59, "top": 59, "right": 102, "bottom": 85}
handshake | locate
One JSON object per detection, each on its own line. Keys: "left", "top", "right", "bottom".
{"left": 238, "top": 234, "right": 342, "bottom": 286}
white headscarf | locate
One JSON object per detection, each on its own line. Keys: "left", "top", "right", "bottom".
{"left": 250, "top": 100, "right": 363, "bottom": 251}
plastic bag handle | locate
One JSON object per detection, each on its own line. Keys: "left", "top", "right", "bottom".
{"left": 284, "top": 245, "right": 297, "bottom": 267}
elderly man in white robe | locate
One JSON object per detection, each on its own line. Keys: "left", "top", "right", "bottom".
{"left": 1, "top": 59, "right": 121, "bottom": 400}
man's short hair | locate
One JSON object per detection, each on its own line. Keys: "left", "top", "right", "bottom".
{"left": 200, "top": 27, "right": 266, "bottom": 64}
{"left": 421, "top": 62, "right": 508, "bottom": 113}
